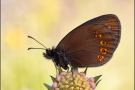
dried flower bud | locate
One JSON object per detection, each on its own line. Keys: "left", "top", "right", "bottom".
{"left": 87, "top": 77, "right": 94, "bottom": 83}
{"left": 52, "top": 83, "right": 58, "bottom": 89}
{"left": 60, "top": 71, "right": 67, "bottom": 76}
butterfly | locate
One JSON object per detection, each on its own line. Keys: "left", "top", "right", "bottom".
{"left": 28, "top": 14, "right": 121, "bottom": 70}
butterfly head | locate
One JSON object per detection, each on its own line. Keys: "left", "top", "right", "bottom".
{"left": 43, "top": 48, "right": 54, "bottom": 59}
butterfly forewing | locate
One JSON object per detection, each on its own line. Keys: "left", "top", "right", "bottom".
{"left": 56, "top": 14, "right": 121, "bottom": 67}
{"left": 104, "top": 17, "right": 121, "bottom": 48}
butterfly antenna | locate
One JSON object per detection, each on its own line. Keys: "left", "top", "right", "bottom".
{"left": 28, "top": 47, "right": 46, "bottom": 50}
{"left": 28, "top": 36, "right": 47, "bottom": 50}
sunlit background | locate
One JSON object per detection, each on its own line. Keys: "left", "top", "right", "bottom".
{"left": 1, "top": 0, "right": 134, "bottom": 90}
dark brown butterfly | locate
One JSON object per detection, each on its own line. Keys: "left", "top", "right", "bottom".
{"left": 28, "top": 14, "right": 121, "bottom": 70}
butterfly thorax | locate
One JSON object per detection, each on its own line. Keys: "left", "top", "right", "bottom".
{"left": 43, "top": 47, "right": 69, "bottom": 70}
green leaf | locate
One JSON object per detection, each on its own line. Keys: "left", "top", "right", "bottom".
{"left": 58, "top": 65, "right": 63, "bottom": 74}
{"left": 50, "top": 75, "right": 56, "bottom": 83}
{"left": 84, "top": 67, "right": 88, "bottom": 74}
{"left": 93, "top": 75, "right": 102, "bottom": 83}
{"left": 95, "top": 79, "right": 102, "bottom": 86}
{"left": 43, "top": 83, "right": 52, "bottom": 90}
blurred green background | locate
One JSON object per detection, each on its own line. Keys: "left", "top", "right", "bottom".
{"left": 1, "top": 0, "right": 134, "bottom": 90}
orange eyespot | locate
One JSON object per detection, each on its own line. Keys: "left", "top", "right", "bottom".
{"left": 95, "top": 34, "right": 102, "bottom": 38}
{"left": 93, "top": 31, "right": 102, "bottom": 38}
{"left": 98, "top": 55, "right": 104, "bottom": 62}
{"left": 108, "top": 26, "right": 111, "bottom": 29}
{"left": 100, "top": 48, "right": 107, "bottom": 54}
{"left": 98, "top": 34, "right": 102, "bottom": 38}
{"left": 93, "top": 31, "right": 98, "bottom": 34}
{"left": 100, "top": 41, "right": 106, "bottom": 45}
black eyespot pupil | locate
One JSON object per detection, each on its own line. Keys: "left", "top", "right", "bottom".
{"left": 102, "top": 49, "right": 105, "bottom": 52}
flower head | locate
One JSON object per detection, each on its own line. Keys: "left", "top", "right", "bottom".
{"left": 53, "top": 70, "right": 96, "bottom": 90}
{"left": 44, "top": 67, "right": 102, "bottom": 90}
